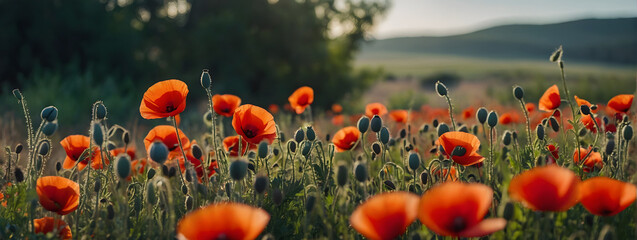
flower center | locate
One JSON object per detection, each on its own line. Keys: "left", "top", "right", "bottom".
{"left": 243, "top": 125, "right": 259, "bottom": 138}
{"left": 451, "top": 216, "right": 466, "bottom": 232}
{"left": 166, "top": 104, "right": 176, "bottom": 113}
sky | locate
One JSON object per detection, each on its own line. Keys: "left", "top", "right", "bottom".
{"left": 371, "top": 0, "right": 637, "bottom": 39}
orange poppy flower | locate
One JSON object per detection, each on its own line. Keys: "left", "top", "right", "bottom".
{"left": 499, "top": 112, "right": 520, "bottom": 125}
{"left": 418, "top": 182, "right": 506, "bottom": 237}
{"left": 365, "top": 103, "right": 388, "bottom": 118}
{"left": 143, "top": 125, "right": 191, "bottom": 160}
{"left": 223, "top": 136, "right": 255, "bottom": 157}
{"left": 60, "top": 135, "right": 104, "bottom": 171}
{"left": 212, "top": 94, "right": 242, "bottom": 117}
{"left": 539, "top": 85, "right": 561, "bottom": 112}
{"left": 574, "top": 96, "right": 597, "bottom": 113}
{"left": 462, "top": 107, "right": 474, "bottom": 120}
{"left": 36, "top": 176, "right": 80, "bottom": 215}
{"left": 140, "top": 79, "right": 189, "bottom": 119}
{"left": 34, "top": 217, "right": 72, "bottom": 240}
{"left": 268, "top": 104, "right": 279, "bottom": 114}
{"left": 130, "top": 158, "right": 156, "bottom": 177}
{"left": 438, "top": 132, "right": 484, "bottom": 166}
{"left": 431, "top": 165, "right": 458, "bottom": 182}
{"left": 177, "top": 202, "right": 270, "bottom": 240}
{"left": 579, "top": 177, "right": 637, "bottom": 216}
{"left": 331, "top": 115, "right": 345, "bottom": 126}
{"left": 179, "top": 153, "right": 218, "bottom": 182}
{"left": 526, "top": 103, "right": 536, "bottom": 113}
{"left": 232, "top": 104, "right": 277, "bottom": 145}
{"left": 389, "top": 110, "right": 409, "bottom": 124}
{"left": 332, "top": 104, "right": 343, "bottom": 114}
{"left": 508, "top": 165, "right": 580, "bottom": 211}
{"left": 332, "top": 126, "right": 361, "bottom": 152}
{"left": 580, "top": 115, "right": 601, "bottom": 133}
{"left": 573, "top": 147, "right": 603, "bottom": 173}
{"left": 547, "top": 144, "right": 559, "bottom": 160}
{"left": 288, "top": 86, "right": 314, "bottom": 114}
{"left": 607, "top": 94, "right": 633, "bottom": 113}
{"left": 110, "top": 147, "right": 136, "bottom": 160}
{"left": 350, "top": 192, "right": 420, "bottom": 240}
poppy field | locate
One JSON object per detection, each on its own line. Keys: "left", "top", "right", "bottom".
{"left": 1, "top": 47, "right": 636, "bottom": 240}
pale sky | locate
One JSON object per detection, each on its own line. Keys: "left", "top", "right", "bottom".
{"left": 371, "top": 0, "right": 637, "bottom": 39}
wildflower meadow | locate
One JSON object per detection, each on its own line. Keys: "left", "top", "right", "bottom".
{"left": 0, "top": 45, "right": 635, "bottom": 240}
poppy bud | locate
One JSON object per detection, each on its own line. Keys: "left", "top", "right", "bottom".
{"left": 42, "top": 121, "right": 58, "bottom": 137}
{"left": 305, "top": 195, "right": 316, "bottom": 213}
{"left": 107, "top": 142, "right": 117, "bottom": 151}
{"left": 38, "top": 140, "right": 50, "bottom": 156}
{"left": 336, "top": 164, "right": 348, "bottom": 187}
{"left": 122, "top": 131, "right": 130, "bottom": 145}
{"left": 435, "top": 81, "right": 448, "bottom": 97}
{"left": 603, "top": 116, "right": 609, "bottom": 125}
{"left": 301, "top": 142, "right": 312, "bottom": 157}
{"left": 371, "top": 115, "right": 383, "bottom": 132}
{"left": 502, "top": 202, "right": 514, "bottom": 221}
{"left": 623, "top": 115, "right": 629, "bottom": 123}
{"left": 605, "top": 140, "right": 615, "bottom": 155}
{"left": 513, "top": 86, "right": 524, "bottom": 100}
{"left": 258, "top": 142, "right": 269, "bottom": 159}
{"left": 476, "top": 108, "right": 488, "bottom": 124}
{"left": 287, "top": 140, "right": 297, "bottom": 153}
{"left": 354, "top": 163, "right": 368, "bottom": 182}
{"left": 200, "top": 69, "right": 212, "bottom": 90}
{"left": 12, "top": 89, "right": 22, "bottom": 101}
{"left": 116, "top": 155, "right": 131, "bottom": 179}
{"left": 432, "top": 119, "right": 439, "bottom": 128}
{"left": 487, "top": 111, "right": 498, "bottom": 128}
{"left": 272, "top": 189, "right": 284, "bottom": 205}
{"left": 55, "top": 162, "right": 62, "bottom": 172}
{"left": 40, "top": 106, "right": 58, "bottom": 122}
{"left": 549, "top": 117, "right": 559, "bottom": 132}
{"left": 293, "top": 128, "right": 305, "bottom": 142}
{"left": 95, "top": 102, "right": 107, "bottom": 120}
{"left": 107, "top": 204, "right": 114, "bottom": 220}
{"left": 358, "top": 116, "right": 370, "bottom": 133}
{"left": 580, "top": 105, "right": 591, "bottom": 115}
{"left": 254, "top": 175, "right": 269, "bottom": 194}
{"left": 203, "top": 111, "right": 213, "bottom": 125}
{"left": 14, "top": 168, "right": 24, "bottom": 182}
{"left": 502, "top": 131, "right": 512, "bottom": 146}
{"left": 408, "top": 153, "right": 420, "bottom": 170}
{"left": 472, "top": 125, "right": 479, "bottom": 135}
{"left": 536, "top": 124, "right": 545, "bottom": 140}
{"left": 458, "top": 125, "right": 469, "bottom": 133}
{"left": 230, "top": 160, "right": 248, "bottom": 181}
{"left": 325, "top": 134, "right": 331, "bottom": 142}
{"left": 383, "top": 180, "right": 396, "bottom": 190}
{"left": 623, "top": 125, "right": 633, "bottom": 141}
{"left": 272, "top": 148, "right": 280, "bottom": 156}
{"left": 188, "top": 145, "right": 202, "bottom": 161}
{"left": 421, "top": 124, "right": 429, "bottom": 133}
{"left": 15, "top": 144, "right": 23, "bottom": 154}
{"left": 225, "top": 182, "right": 233, "bottom": 198}
{"left": 181, "top": 184, "right": 189, "bottom": 195}
{"left": 372, "top": 142, "right": 382, "bottom": 155}
{"left": 437, "top": 123, "right": 449, "bottom": 137}
{"left": 379, "top": 127, "right": 390, "bottom": 144}
{"left": 306, "top": 126, "right": 316, "bottom": 141}
{"left": 169, "top": 167, "right": 177, "bottom": 178}
{"left": 92, "top": 123, "right": 104, "bottom": 146}
{"left": 420, "top": 171, "right": 429, "bottom": 185}
{"left": 512, "top": 131, "right": 518, "bottom": 140}
{"left": 185, "top": 195, "right": 194, "bottom": 210}
{"left": 149, "top": 141, "right": 169, "bottom": 165}
{"left": 550, "top": 46, "right": 563, "bottom": 62}
{"left": 579, "top": 128, "right": 587, "bottom": 137}
{"left": 94, "top": 178, "right": 101, "bottom": 192}
{"left": 400, "top": 128, "right": 407, "bottom": 139}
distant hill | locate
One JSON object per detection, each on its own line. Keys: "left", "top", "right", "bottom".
{"left": 360, "top": 18, "right": 637, "bottom": 64}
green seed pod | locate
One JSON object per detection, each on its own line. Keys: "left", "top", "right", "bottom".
{"left": 487, "top": 111, "right": 498, "bottom": 128}
{"left": 370, "top": 115, "right": 383, "bottom": 133}
{"left": 15, "top": 144, "right": 23, "bottom": 154}
{"left": 372, "top": 142, "right": 382, "bottom": 155}
{"left": 185, "top": 169, "right": 193, "bottom": 182}
{"left": 550, "top": 46, "right": 563, "bottom": 62}
{"left": 229, "top": 160, "right": 248, "bottom": 181}
{"left": 379, "top": 127, "right": 390, "bottom": 144}
{"left": 272, "top": 189, "right": 284, "bottom": 205}
{"left": 399, "top": 128, "right": 407, "bottom": 139}
{"left": 14, "top": 168, "right": 24, "bottom": 182}
{"left": 549, "top": 117, "right": 559, "bottom": 132}
{"left": 94, "top": 178, "right": 101, "bottom": 192}
{"left": 476, "top": 108, "right": 488, "bottom": 124}
{"left": 191, "top": 144, "right": 203, "bottom": 160}
{"left": 383, "top": 180, "right": 396, "bottom": 190}
{"left": 513, "top": 86, "right": 524, "bottom": 100}
{"left": 92, "top": 123, "right": 104, "bottom": 146}
{"left": 147, "top": 168, "right": 156, "bottom": 180}
{"left": 420, "top": 171, "right": 429, "bottom": 185}
{"left": 258, "top": 142, "right": 269, "bottom": 159}
{"left": 437, "top": 123, "right": 449, "bottom": 137}
{"left": 472, "top": 125, "right": 479, "bottom": 135}
{"left": 55, "top": 162, "right": 62, "bottom": 172}
{"left": 12, "top": 89, "right": 23, "bottom": 101}
{"left": 336, "top": 164, "right": 348, "bottom": 187}
{"left": 185, "top": 195, "right": 194, "bottom": 210}
{"left": 288, "top": 140, "right": 297, "bottom": 153}
{"left": 536, "top": 124, "right": 545, "bottom": 140}
{"left": 149, "top": 141, "right": 169, "bottom": 165}
{"left": 432, "top": 119, "right": 439, "bottom": 128}
{"left": 305, "top": 195, "right": 316, "bottom": 213}
{"left": 408, "top": 153, "right": 420, "bottom": 171}
{"left": 116, "top": 155, "right": 131, "bottom": 179}
{"left": 623, "top": 125, "right": 633, "bottom": 141}
{"left": 254, "top": 174, "right": 269, "bottom": 194}
{"left": 301, "top": 142, "right": 312, "bottom": 157}
{"left": 502, "top": 202, "right": 514, "bottom": 221}
{"left": 40, "top": 106, "right": 58, "bottom": 122}
{"left": 358, "top": 116, "right": 370, "bottom": 133}
{"left": 95, "top": 102, "right": 107, "bottom": 120}
{"left": 435, "top": 81, "right": 448, "bottom": 97}
{"left": 294, "top": 128, "right": 305, "bottom": 143}
{"left": 122, "top": 131, "right": 130, "bottom": 145}
{"left": 200, "top": 69, "right": 212, "bottom": 90}
{"left": 107, "top": 204, "right": 114, "bottom": 220}
{"left": 502, "top": 131, "right": 512, "bottom": 146}
{"left": 580, "top": 105, "right": 591, "bottom": 115}
{"left": 306, "top": 126, "right": 316, "bottom": 141}
{"left": 605, "top": 140, "right": 615, "bottom": 155}
{"left": 38, "top": 140, "right": 50, "bottom": 156}
{"left": 181, "top": 184, "right": 189, "bottom": 195}
{"left": 41, "top": 120, "right": 58, "bottom": 136}
{"left": 354, "top": 163, "right": 368, "bottom": 182}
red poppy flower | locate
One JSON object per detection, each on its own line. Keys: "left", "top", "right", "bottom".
{"left": 499, "top": 112, "right": 520, "bottom": 125}
{"left": 332, "top": 126, "right": 361, "bottom": 152}
{"left": 574, "top": 96, "right": 597, "bottom": 113}
{"left": 331, "top": 115, "right": 344, "bottom": 126}
{"left": 431, "top": 165, "right": 458, "bottom": 182}
{"left": 438, "top": 132, "right": 484, "bottom": 166}
{"left": 607, "top": 94, "right": 633, "bottom": 113}
{"left": 526, "top": 103, "right": 536, "bottom": 113}
{"left": 36, "top": 176, "right": 80, "bottom": 215}
{"left": 232, "top": 104, "right": 277, "bottom": 145}
{"left": 60, "top": 135, "right": 104, "bottom": 171}
{"left": 177, "top": 202, "right": 270, "bottom": 240}
{"left": 288, "top": 86, "right": 314, "bottom": 114}
{"left": 34, "top": 217, "right": 72, "bottom": 240}
{"left": 547, "top": 144, "right": 559, "bottom": 160}
{"left": 580, "top": 177, "right": 637, "bottom": 216}
{"left": 350, "top": 192, "right": 420, "bottom": 240}
{"left": 573, "top": 147, "right": 603, "bottom": 173}
{"left": 418, "top": 182, "right": 507, "bottom": 237}
{"left": 539, "top": 85, "right": 561, "bottom": 112}
{"left": 130, "top": 158, "right": 157, "bottom": 177}
{"left": 110, "top": 147, "right": 136, "bottom": 160}
{"left": 268, "top": 104, "right": 279, "bottom": 114}
{"left": 605, "top": 123, "right": 617, "bottom": 133}
{"left": 365, "top": 103, "right": 388, "bottom": 118}
{"left": 143, "top": 125, "right": 191, "bottom": 160}
{"left": 462, "top": 107, "right": 474, "bottom": 120}
{"left": 332, "top": 104, "right": 343, "bottom": 114}
{"left": 389, "top": 110, "right": 409, "bottom": 124}
{"left": 223, "top": 136, "right": 255, "bottom": 157}
{"left": 212, "top": 94, "right": 241, "bottom": 117}
{"left": 580, "top": 115, "right": 601, "bottom": 133}
{"left": 508, "top": 165, "right": 580, "bottom": 211}
{"left": 180, "top": 153, "right": 218, "bottom": 182}
{"left": 140, "top": 79, "right": 189, "bottom": 119}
